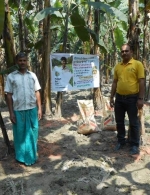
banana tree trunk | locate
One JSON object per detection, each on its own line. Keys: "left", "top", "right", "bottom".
{"left": 128, "top": 0, "right": 145, "bottom": 144}
{"left": 143, "top": 0, "right": 150, "bottom": 101}
{"left": 55, "top": 9, "right": 69, "bottom": 118}
{"left": 18, "top": 5, "right": 25, "bottom": 51}
{"left": 128, "top": 0, "right": 140, "bottom": 58}
{"left": 37, "top": 0, "right": 44, "bottom": 101}
{"left": 110, "top": 25, "right": 118, "bottom": 72}
{"left": 2, "top": 2, "right": 16, "bottom": 106}
{"left": 42, "top": 0, "right": 52, "bottom": 117}
{"left": 93, "top": 0, "right": 103, "bottom": 111}
{"left": 3, "top": 3, "right": 16, "bottom": 68}
{"left": 0, "top": 0, "right": 4, "bottom": 37}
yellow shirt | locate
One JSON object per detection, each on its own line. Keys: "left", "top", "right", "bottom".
{"left": 114, "top": 58, "right": 145, "bottom": 95}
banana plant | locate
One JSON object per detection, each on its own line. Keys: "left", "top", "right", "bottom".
{"left": 33, "top": 0, "right": 128, "bottom": 53}
{"left": 88, "top": 1, "right": 128, "bottom": 50}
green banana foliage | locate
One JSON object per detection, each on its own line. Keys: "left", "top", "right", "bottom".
{"left": 0, "top": 65, "right": 19, "bottom": 75}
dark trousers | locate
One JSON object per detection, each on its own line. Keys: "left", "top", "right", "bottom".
{"left": 115, "top": 93, "right": 140, "bottom": 147}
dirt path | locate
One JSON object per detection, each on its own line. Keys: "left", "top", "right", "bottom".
{"left": 0, "top": 89, "right": 150, "bottom": 195}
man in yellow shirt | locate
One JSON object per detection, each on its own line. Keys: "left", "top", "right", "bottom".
{"left": 110, "top": 44, "right": 145, "bottom": 155}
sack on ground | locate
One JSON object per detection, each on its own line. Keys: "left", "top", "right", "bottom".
{"left": 77, "top": 100, "right": 100, "bottom": 135}
{"left": 101, "top": 111, "right": 116, "bottom": 131}
{"left": 101, "top": 97, "right": 116, "bottom": 131}
{"left": 103, "top": 97, "right": 114, "bottom": 116}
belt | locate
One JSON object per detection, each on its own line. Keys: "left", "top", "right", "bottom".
{"left": 116, "top": 93, "right": 138, "bottom": 98}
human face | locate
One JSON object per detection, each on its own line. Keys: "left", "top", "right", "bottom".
{"left": 17, "top": 57, "right": 27, "bottom": 71}
{"left": 121, "top": 45, "right": 132, "bottom": 63}
{"left": 61, "top": 60, "right": 66, "bottom": 68}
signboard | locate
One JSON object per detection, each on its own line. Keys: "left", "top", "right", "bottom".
{"left": 50, "top": 53, "right": 99, "bottom": 91}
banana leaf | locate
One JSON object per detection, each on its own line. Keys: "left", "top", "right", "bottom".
{"left": 0, "top": 65, "right": 19, "bottom": 75}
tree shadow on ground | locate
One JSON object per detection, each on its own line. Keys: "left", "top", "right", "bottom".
{"left": 0, "top": 89, "right": 150, "bottom": 194}
{"left": 0, "top": 119, "right": 150, "bottom": 195}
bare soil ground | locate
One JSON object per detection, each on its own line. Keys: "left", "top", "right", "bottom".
{"left": 0, "top": 89, "right": 150, "bottom": 195}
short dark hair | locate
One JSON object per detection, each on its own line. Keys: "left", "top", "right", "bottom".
{"left": 61, "top": 57, "right": 67, "bottom": 62}
{"left": 16, "top": 52, "right": 27, "bottom": 60}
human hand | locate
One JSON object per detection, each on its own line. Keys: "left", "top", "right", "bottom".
{"left": 110, "top": 97, "right": 114, "bottom": 108}
{"left": 10, "top": 113, "right": 16, "bottom": 124}
{"left": 137, "top": 99, "right": 144, "bottom": 110}
{"left": 38, "top": 109, "right": 42, "bottom": 120}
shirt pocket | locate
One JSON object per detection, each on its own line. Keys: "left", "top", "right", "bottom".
{"left": 27, "top": 75, "right": 35, "bottom": 90}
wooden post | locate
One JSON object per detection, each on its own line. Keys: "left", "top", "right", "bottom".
{"left": 138, "top": 108, "right": 146, "bottom": 146}
{"left": 55, "top": 92, "right": 63, "bottom": 117}
{"left": 0, "top": 112, "right": 11, "bottom": 154}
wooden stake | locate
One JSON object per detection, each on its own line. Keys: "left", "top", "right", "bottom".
{"left": 0, "top": 112, "right": 11, "bottom": 154}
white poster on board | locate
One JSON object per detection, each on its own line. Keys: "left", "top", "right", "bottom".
{"left": 50, "top": 53, "right": 99, "bottom": 91}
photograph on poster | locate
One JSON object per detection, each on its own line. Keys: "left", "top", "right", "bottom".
{"left": 50, "top": 53, "right": 73, "bottom": 91}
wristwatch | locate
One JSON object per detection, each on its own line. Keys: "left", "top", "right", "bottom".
{"left": 138, "top": 97, "right": 144, "bottom": 100}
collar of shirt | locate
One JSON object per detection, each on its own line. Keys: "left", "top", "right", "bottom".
{"left": 120, "top": 58, "right": 134, "bottom": 66}
{"left": 13, "top": 70, "right": 30, "bottom": 75}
